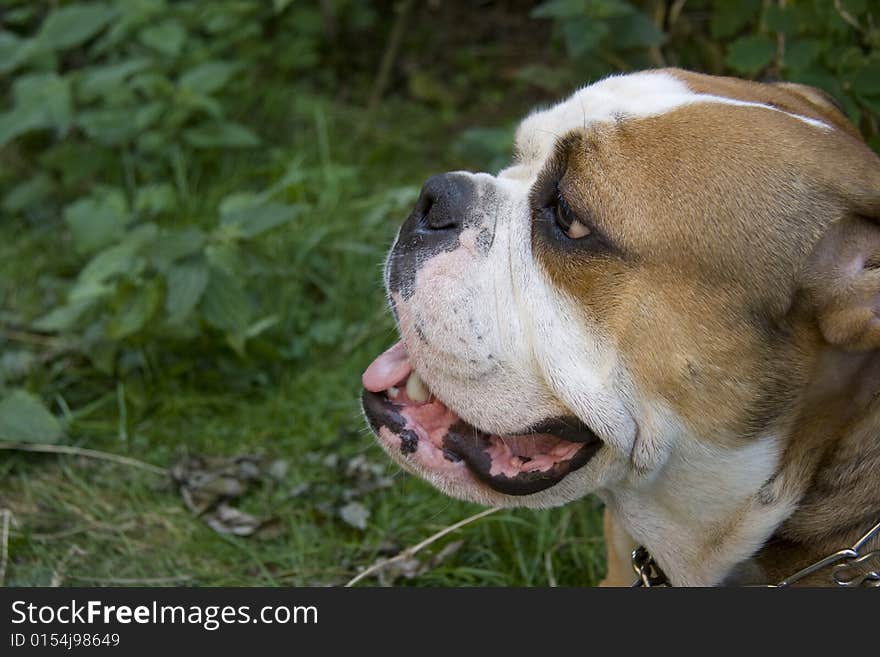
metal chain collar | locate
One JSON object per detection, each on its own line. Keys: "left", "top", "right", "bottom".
{"left": 630, "top": 546, "right": 668, "bottom": 587}
{"left": 631, "top": 518, "right": 880, "bottom": 588}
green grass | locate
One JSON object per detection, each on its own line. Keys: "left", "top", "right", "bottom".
{"left": 0, "top": 88, "right": 607, "bottom": 587}
{"left": 2, "top": 336, "right": 608, "bottom": 586}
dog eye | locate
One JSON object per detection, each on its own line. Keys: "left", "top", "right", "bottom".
{"left": 550, "top": 189, "right": 591, "bottom": 240}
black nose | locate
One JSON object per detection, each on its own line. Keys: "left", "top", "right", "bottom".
{"left": 409, "top": 173, "right": 475, "bottom": 233}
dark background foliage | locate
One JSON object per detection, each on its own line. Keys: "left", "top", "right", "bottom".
{"left": 0, "top": 0, "right": 876, "bottom": 586}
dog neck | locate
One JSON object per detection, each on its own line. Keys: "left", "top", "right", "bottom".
{"left": 602, "top": 347, "right": 880, "bottom": 587}
{"left": 601, "top": 436, "right": 796, "bottom": 586}
{"left": 745, "top": 347, "right": 880, "bottom": 585}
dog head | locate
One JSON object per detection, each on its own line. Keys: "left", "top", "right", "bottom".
{"left": 361, "top": 69, "right": 880, "bottom": 523}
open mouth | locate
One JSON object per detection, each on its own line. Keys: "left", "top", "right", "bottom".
{"left": 361, "top": 342, "right": 601, "bottom": 496}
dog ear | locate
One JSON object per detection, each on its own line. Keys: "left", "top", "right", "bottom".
{"left": 804, "top": 210, "right": 880, "bottom": 351}
{"left": 771, "top": 82, "right": 861, "bottom": 137}
{"left": 773, "top": 82, "right": 846, "bottom": 117}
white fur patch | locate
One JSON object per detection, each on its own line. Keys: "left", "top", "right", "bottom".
{"left": 507, "top": 71, "right": 829, "bottom": 177}
{"left": 603, "top": 430, "right": 796, "bottom": 586}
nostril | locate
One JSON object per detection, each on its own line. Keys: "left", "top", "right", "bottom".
{"left": 425, "top": 202, "right": 459, "bottom": 231}
{"left": 415, "top": 191, "right": 457, "bottom": 232}
{"left": 410, "top": 173, "right": 470, "bottom": 233}
{"left": 415, "top": 193, "right": 435, "bottom": 229}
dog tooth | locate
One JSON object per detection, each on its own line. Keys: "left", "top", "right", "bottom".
{"left": 388, "top": 386, "right": 399, "bottom": 399}
{"left": 406, "top": 372, "right": 430, "bottom": 402}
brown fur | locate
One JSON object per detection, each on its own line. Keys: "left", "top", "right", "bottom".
{"left": 535, "top": 70, "right": 880, "bottom": 584}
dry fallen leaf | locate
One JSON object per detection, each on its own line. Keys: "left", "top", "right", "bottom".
{"left": 205, "top": 503, "right": 262, "bottom": 536}
{"left": 171, "top": 453, "right": 280, "bottom": 538}
{"left": 171, "top": 454, "right": 264, "bottom": 514}
{"left": 338, "top": 501, "right": 370, "bottom": 530}
{"left": 376, "top": 540, "right": 464, "bottom": 586}
{"left": 267, "top": 459, "right": 289, "bottom": 481}
{"left": 204, "top": 503, "right": 281, "bottom": 538}
{"left": 288, "top": 482, "right": 310, "bottom": 498}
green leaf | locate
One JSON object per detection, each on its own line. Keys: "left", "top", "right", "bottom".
{"left": 204, "top": 242, "right": 245, "bottom": 278}
{"left": 134, "top": 183, "right": 177, "bottom": 216}
{"left": 562, "top": 19, "right": 609, "bottom": 57}
{"left": 852, "top": 60, "right": 880, "bottom": 96}
{"left": 176, "top": 93, "right": 224, "bottom": 121}
{"left": 833, "top": 46, "right": 865, "bottom": 76}
{"left": 0, "top": 390, "right": 63, "bottom": 443}
{"left": 74, "top": 223, "right": 157, "bottom": 290}
{"left": 120, "top": 222, "right": 160, "bottom": 250}
{"left": 606, "top": 12, "right": 665, "bottom": 50}
{"left": 200, "top": 266, "right": 253, "bottom": 338}
{"left": 77, "top": 58, "right": 153, "bottom": 102}
{"left": 32, "top": 298, "right": 96, "bottom": 333}
{"left": 453, "top": 127, "right": 514, "bottom": 173}
{"left": 0, "top": 109, "right": 45, "bottom": 148}
{"left": 134, "top": 102, "right": 165, "bottom": 132}
{"left": 783, "top": 39, "right": 824, "bottom": 73}
{"left": 218, "top": 192, "right": 265, "bottom": 215}
{"left": 68, "top": 280, "right": 115, "bottom": 305}
{"left": 14, "top": 73, "right": 73, "bottom": 128}
{"left": 725, "top": 34, "right": 776, "bottom": 74}
{"left": 64, "top": 190, "right": 131, "bottom": 255}
{"left": 184, "top": 121, "right": 261, "bottom": 148}
{"left": 3, "top": 5, "right": 39, "bottom": 27}
{"left": 532, "top": 0, "right": 582, "bottom": 19}
{"left": 165, "top": 262, "right": 210, "bottom": 324}
{"left": 139, "top": 20, "right": 186, "bottom": 57}
{"left": 150, "top": 227, "right": 206, "bottom": 271}
{"left": 0, "top": 31, "right": 24, "bottom": 74}
{"left": 764, "top": 4, "right": 797, "bottom": 35}
{"left": 128, "top": 71, "right": 174, "bottom": 97}
{"left": 0, "top": 73, "right": 72, "bottom": 146}
{"left": 83, "top": 339, "right": 119, "bottom": 376}
{"left": 78, "top": 108, "right": 141, "bottom": 145}
{"left": 106, "top": 282, "right": 161, "bottom": 339}
{"left": 36, "top": 3, "right": 115, "bottom": 51}
{"left": 3, "top": 173, "right": 54, "bottom": 214}
{"left": 220, "top": 202, "right": 303, "bottom": 239}
{"left": 179, "top": 61, "right": 241, "bottom": 95}
{"left": 532, "top": 0, "right": 633, "bottom": 20}
{"left": 710, "top": 0, "right": 761, "bottom": 39}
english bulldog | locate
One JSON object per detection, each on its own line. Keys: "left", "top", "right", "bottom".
{"left": 361, "top": 69, "right": 880, "bottom": 586}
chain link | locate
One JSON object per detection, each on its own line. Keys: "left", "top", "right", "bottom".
{"left": 775, "top": 519, "right": 880, "bottom": 588}
{"left": 630, "top": 518, "right": 880, "bottom": 588}
{"left": 630, "top": 546, "right": 669, "bottom": 587}
{"left": 830, "top": 550, "right": 880, "bottom": 587}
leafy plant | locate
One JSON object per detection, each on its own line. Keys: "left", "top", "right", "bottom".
{"left": 531, "top": 0, "right": 667, "bottom": 77}
{"left": 35, "top": 184, "right": 303, "bottom": 364}
{"left": 532, "top": 0, "right": 880, "bottom": 148}
{"left": 0, "top": 1, "right": 344, "bottom": 370}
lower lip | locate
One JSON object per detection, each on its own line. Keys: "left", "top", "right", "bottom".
{"left": 361, "top": 389, "right": 601, "bottom": 496}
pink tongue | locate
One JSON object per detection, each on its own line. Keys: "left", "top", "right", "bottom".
{"left": 362, "top": 341, "right": 412, "bottom": 392}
